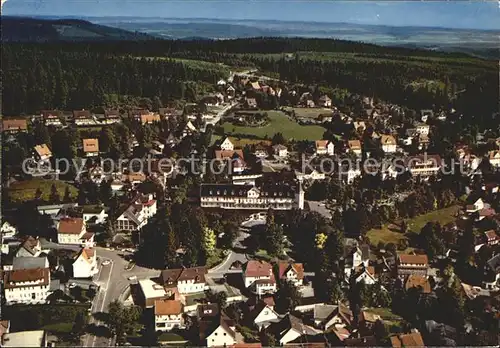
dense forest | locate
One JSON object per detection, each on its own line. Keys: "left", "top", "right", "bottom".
{"left": 2, "top": 37, "right": 498, "bottom": 130}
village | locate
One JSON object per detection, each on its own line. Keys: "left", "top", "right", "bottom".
{"left": 1, "top": 66, "right": 500, "bottom": 347}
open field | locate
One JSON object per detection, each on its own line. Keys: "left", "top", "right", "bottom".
{"left": 8, "top": 178, "right": 78, "bottom": 203}
{"left": 210, "top": 134, "right": 271, "bottom": 147}
{"left": 367, "top": 205, "right": 460, "bottom": 246}
{"left": 221, "top": 111, "right": 325, "bottom": 140}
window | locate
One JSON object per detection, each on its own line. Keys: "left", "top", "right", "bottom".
{"left": 32, "top": 293, "right": 36, "bottom": 299}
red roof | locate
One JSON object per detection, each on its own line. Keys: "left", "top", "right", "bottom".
{"left": 398, "top": 254, "right": 429, "bottom": 265}
{"left": 58, "top": 218, "right": 84, "bottom": 234}
{"left": 278, "top": 261, "right": 304, "bottom": 280}
{"left": 245, "top": 260, "right": 273, "bottom": 277}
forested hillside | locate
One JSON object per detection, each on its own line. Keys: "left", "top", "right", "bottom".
{"left": 2, "top": 38, "right": 497, "bottom": 130}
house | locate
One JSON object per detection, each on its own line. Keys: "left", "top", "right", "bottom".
{"left": 278, "top": 261, "right": 304, "bottom": 286}
{"left": 484, "top": 230, "right": 500, "bottom": 246}
{"left": 245, "top": 98, "right": 258, "bottom": 109}
{"left": 318, "top": 95, "right": 332, "bottom": 108}
{"left": 251, "top": 301, "right": 281, "bottom": 330}
{"left": 226, "top": 85, "right": 236, "bottom": 98}
{"left": 73, "top": 110, "right": 95, "bottom": 126}
{"left": 353, "top": 121, "right": 367, "bottom": 134}
{"left": 82, "top": 205, "right": 108, "bottom": 225}
{"left": 254, "top": 144, "right": 269, "bottom": 158}
{"left": 159, "top": 266, "right": 208, "bottom": 294}
{"left": 2, "top": 119, "right": 28, "bottom": 133}
{"left": 138, "top": 278, "right": 178, "bottom": 308}
{"left": 141, "top": 113, "right": 161, "bottom": 125}
{"left": 344, "top": 244, "right": 370, "bottom": 278}
{"left": 351, "top": 266, "right": 377, "bottom": 285}
{"left": 41, "top": 110, "right": 62, "bottom": 126}
{"left": 115, "top": 194, "right": 157, "bottom": 232}
{"left": 154, "top": 299, "right": 184, "bottom": 331}
{"left": 33, "top": 144, "right": 52, "bottom": 161}
{"left": 243, "top": 260, "right": 277, "bottom": 295}
{"left": 15, "top": 236, "right": 42, "bottom": 258}
{"left": 488, "top": 150, "right": 500, "bottom": 167}
{"left": 57, "top": 217, "right": 95, "bottom": 247}
{"left": 1, "top": 221, "right": 17, "bottom": 238}
{"left": 315, "top": 140, "right": 334, "bottom": 156}
{"left": 182, "top": 121, "right": 197, "bottom": 137}
{"left": 380, "top": 135, "right": 397, "bottom": 153}
{"left": 83, "top": 138, "right": 99, "bottom": 157}
{"left": 347, "top": 140, "right": 362, "bottom": 156}
{"left": 72, "top": 248, "right": 98, "bottom": 278}
{"left": 2, "top": 330, "right": 50, "bottom": 347}
{"left": 390, "top": 330, "right": 425, "bottom": 347}
{"left": 397, "top": 254, "right": 429, "bottom": 277}
{"left": 359, "top": 311, "right": 382, "bottom": 330}
{"left": 406, "top": 155, "right": 442, "bottom": 179}
{"left": 270, "top": 314, "right": 320, "bottom": 345}
{"left": 466, "top": 198, "right": 485, "bottom": 213}
{"left": 220, "top": 137, "right": 235, "bottom": 151}
{"left": 273, "top": 144, "right": 288, "bottom": 158}
{"left": 415, "top": 122, "right": 430, "bottom": 136}
{"left": 200, "top": 313, "right": 237, "bottom": 348}
{"left": 3, "top": 268, "right": 50, "bottom": 304}
{"left": 104, "top": 109, "right": 121, "bottom": 124}
{"left": 405, "top": 274, "right": 431, "bottom": 293}
{"left": 217, "top": 79, "right": 227, "bottom": 86}
{"left": 295, "top": 168, "right": 326, "bottom": 182}
{"left": 313, "top": 302, "right": 353, "bottom": 330}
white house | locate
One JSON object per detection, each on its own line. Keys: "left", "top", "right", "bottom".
{"left": 315, "top": 140, "right": 334, "bottom": 156}
{"left": 159, "top": 267, "right": 208, "bottom": 295}
{"left": 380, "top": 135, "right": 397, "bottom": 153}
{"left": 217, "top": 79, "right": 227, "bottom": 86}
{"left": 1, "top": 221, "right": 17, "bottom": 238}
{"left": 15, "top": 237, "right": 42, "bottom": 258}
{"left": 220, "top": 137, "right": 235, "bottom": 151}
{"left": 243, "top": 260, "right": 277, "bottom": 295}
{"left": 488, "top": 150, "right": 500, "bottom": 167}
{"left": 154, "top": 299, "right": 184, "bottom": 332}
{"left": 272, "top": 144, "right": 288, "bottom": 158}
{"left": 415, "top": 122, "right": 430, "bottom": 136}
{"left": 83, "top": 138, "right": 99, "bottom": 157}
{"left": 466, "top": 198, "right": 485, "bottom": 213}
{"left": 343, "top": 168, "right": 361, "bottom": 184}
{"left": 344, "top": 244, "right": 370, "bottom": 279}
{"left": 278, "top": 262, "right": 304, "bottom": 287}
{"left": 41, "top": 110, "right": 62, "bottom": 127}
{"left": 115, "top": 194, "right": 157, "bottom": 232}
{"left": 351, "top": 266, "right": 377, "bottom": 285}
{"left": 33, "top": 144, "right": 52, "bottom": 161}
{"left": 72, "top": 248, "right": 98, "bottom": 278}
{"left": 318, "top": 95, "right": 332, "bottom": 108}
{"left": 204, "top": 319, "right": 236, "bottom": 348}
{"left": 272, "top": 314, "right": 320, "bottom": 345}
{"left": 252, "top": 302, "right": 280, "bottom": 330}
{"left": 82, "top": 206, "right": 108, "bottom": 225}
{"left": 57, "top": 217, "right": 95, "bottom": 247}
{"left": 3, "top": 268, "right": 51, "bottom": 305}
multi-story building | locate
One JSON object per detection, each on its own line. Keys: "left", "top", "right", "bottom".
{"left": 3, "top": 268, "right": 50, "bottom": 304}
{"left": 406, "top": 155, "right": 442, "bottom": 178}
{"left": 72, "top": 248, "right": 98, "bottom": 278}
{"left": 2, "top": 119, "right": 28, "bottom": 133}
{"left": 159, "top": 267, "right": 208, "bottom": 294}
{"left": 220, "top": 137, "right": 234, "bottom": 151}
{"left": 200, "top": 183, "right": 304, "bottom": 210}
{"left": 243, "top": 260, "right": 277, "bottom": 295}
{"left": 83, "top": 138, "right": 99, "bottom": 157}
{"left": 397, "top": 254, "right": 429, "bottom": 277}
{"left": 15, "top": 236, "right": 42, "bottom": 258}
{"left": 41, "top": 110, "right": 62, "bottom": 127}
{"left": 73, "top": 110, "right": 95, "bottom": 126}
{"left": 154, "top": 299, "right": 184, "bottom": 332}
{"left": 277, "top": 262, "right": 304, "bottom": 287}
{"left": 57, "top": 217, "right": 95, "bottom": 247}
{"left": 115, "top": 194, "right": 157, "bottom": 232}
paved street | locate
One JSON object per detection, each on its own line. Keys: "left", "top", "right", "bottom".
{"left": 306, "top": 200, "right": 332, "bottom": 219}
{"left": 83, "top": 247, "right": 160, "bottom": 347}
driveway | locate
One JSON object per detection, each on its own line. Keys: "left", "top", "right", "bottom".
{"left": 306, "top": 200, "right": 332, "bottom": 219}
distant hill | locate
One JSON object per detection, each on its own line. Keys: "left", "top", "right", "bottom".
{"left": 1, "top": 16, "right": 157, "bottom": 42}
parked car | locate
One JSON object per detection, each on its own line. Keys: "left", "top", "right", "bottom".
{"left": 128, "top": 275, "right": 137, "bottom": 282}
{"left": 102, "top": 260, "right": 111, "bottom": 266}
{"left": 68, "top": 282, "right": 77, "bottom": 289}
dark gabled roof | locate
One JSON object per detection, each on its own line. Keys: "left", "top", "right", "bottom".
{"left": 200, "top": 184, "right": 253, "bottom": 197}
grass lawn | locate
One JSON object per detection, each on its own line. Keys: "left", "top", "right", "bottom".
{"left": 367, "top": 205, "right": 460, "bottom": 247}
{"left": 253, "top": 249, "right": 272, "bottom": 261}
{"left": 211, "top": 134, "right": 272, "bottom": 148}
{"left": 365, "top": 307, "right": 402, "bottom": 321}
{"left": 42, "top": 322, "right": 74, "bottom": 334}
{"left": 206, "top": 248, "right": 225, "bottom": 268}
{"left": 158, "top": 333, "right": 186, "bottom": 342}
{"left": 221, "top": 111, "right": 325, "bottom": 141}
{"left": 8, "top": 178, "right": 78, "bottom": 203}
{"left": 184, "top": 292, "right": 207, "bottom": 306}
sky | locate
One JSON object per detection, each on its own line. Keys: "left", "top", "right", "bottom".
{"left": 2, "top": 0, "right": 500, "bottom": 30}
